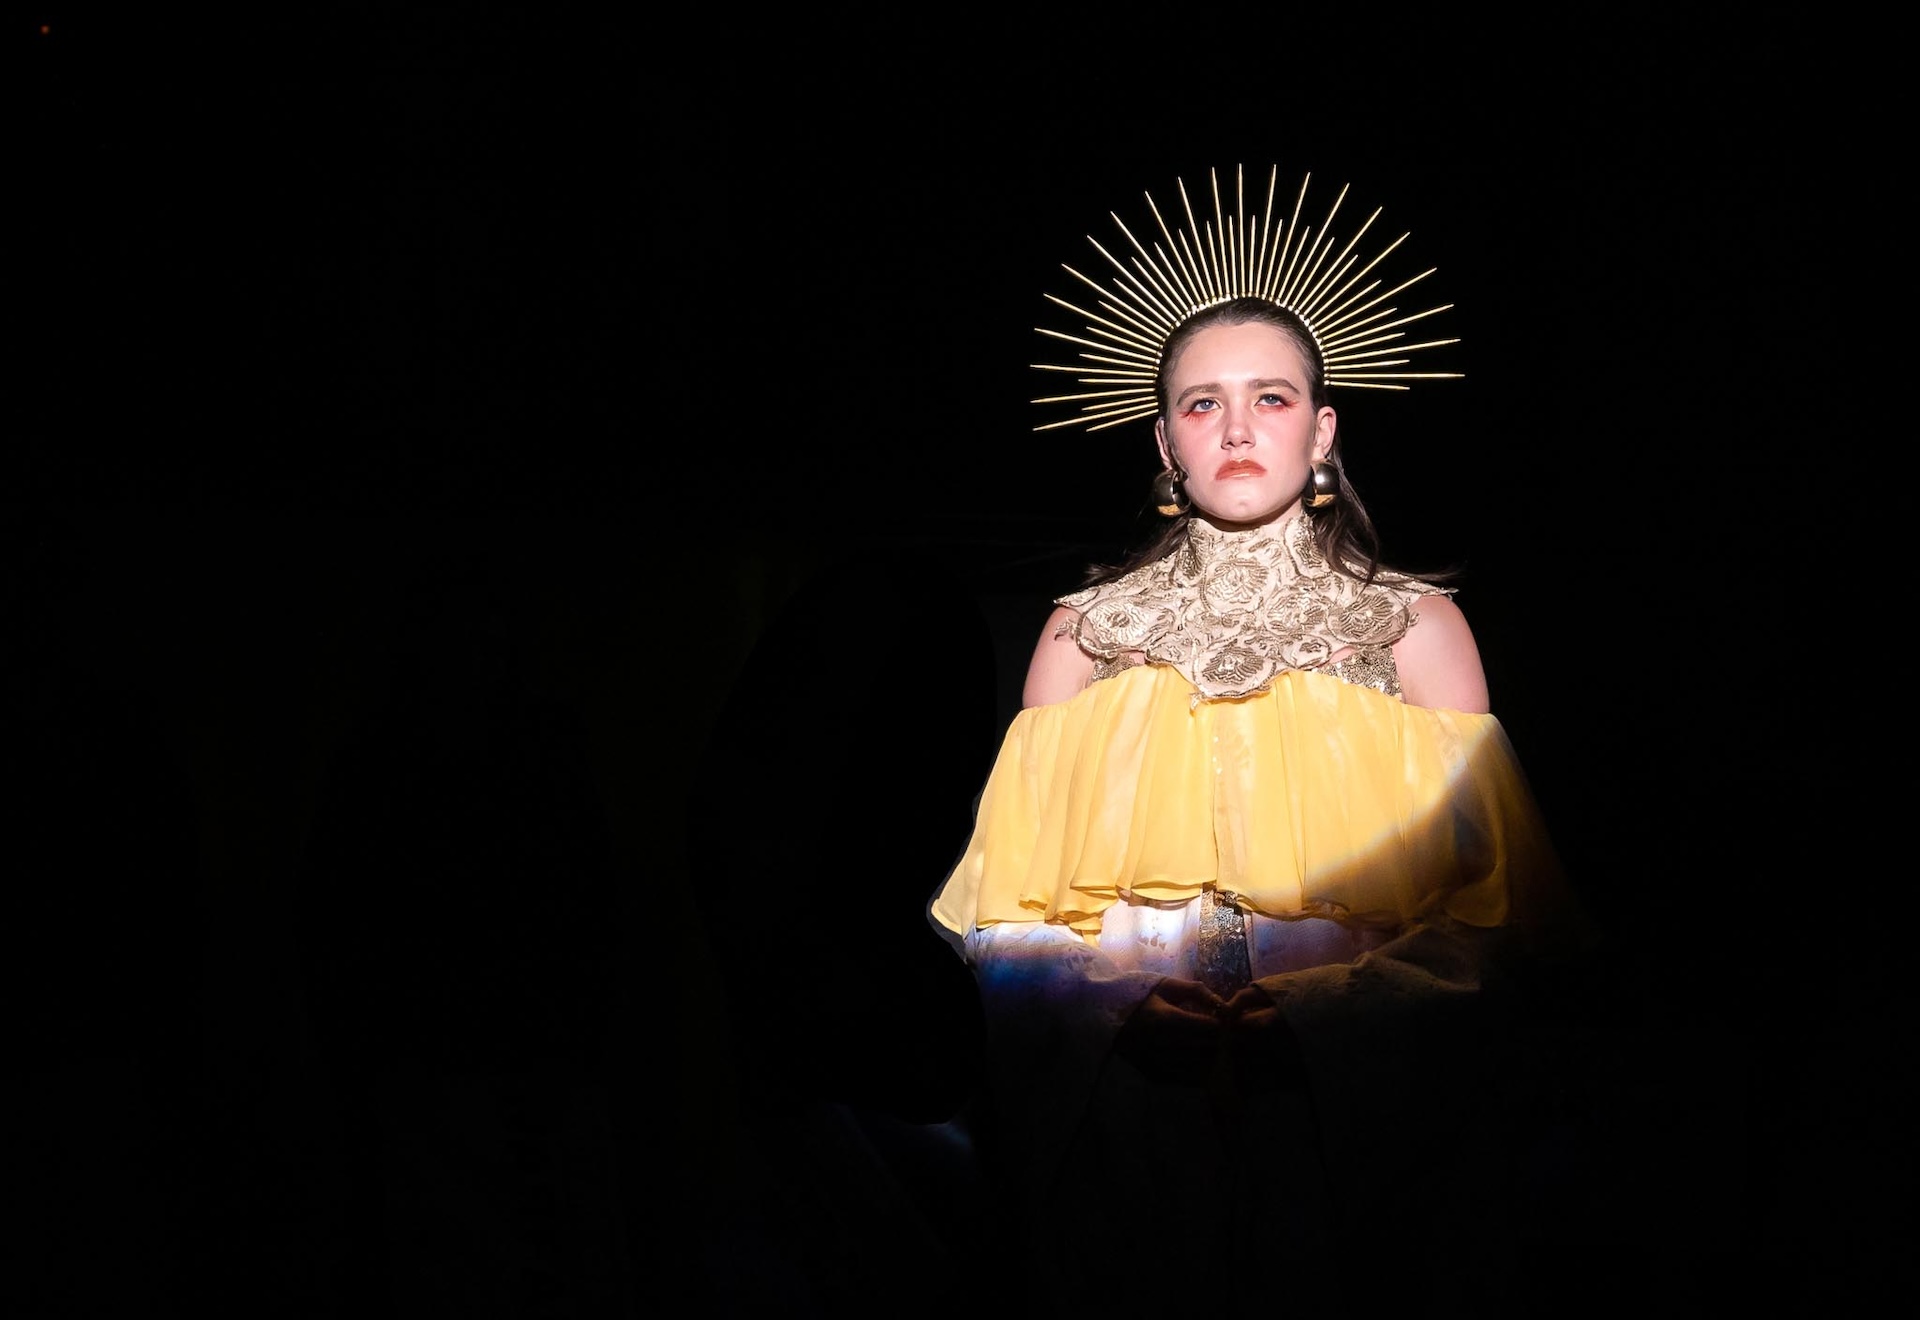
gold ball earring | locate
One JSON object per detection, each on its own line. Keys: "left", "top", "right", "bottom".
{"left": 1305, "top": 460, "right": 1339, "bottom": 509}
{"left": 1151, "top": 469, "right": 1190, "bottom": 517}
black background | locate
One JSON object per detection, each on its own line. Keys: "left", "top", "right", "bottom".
{"left": 10, "top": 9, "right": 1896, "bottom": 1314}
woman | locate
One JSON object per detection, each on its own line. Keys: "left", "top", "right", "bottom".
{"left": 928, "top": 170, "right": 1599, "bottom": 1313}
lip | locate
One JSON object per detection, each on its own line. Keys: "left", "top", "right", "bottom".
{"left": 1215, "top": 460, "right": 1266, "bottom": 479}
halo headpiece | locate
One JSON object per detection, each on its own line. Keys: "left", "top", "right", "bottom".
{"left": 1033, "top": 165, "right": 1462, "bottom": 432}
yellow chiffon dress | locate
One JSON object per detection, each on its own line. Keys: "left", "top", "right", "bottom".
{"left": 930, "top": 659, "right": 1552, "bottom": 945}
{"left": 926, "top": 514, "right": 1593, "bottom": 1310}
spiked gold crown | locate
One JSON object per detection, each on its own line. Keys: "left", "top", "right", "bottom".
{"left": 1032, "top": 165, "right": 1462, "bottom": 432}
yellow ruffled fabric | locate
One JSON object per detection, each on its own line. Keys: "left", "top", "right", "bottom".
{"left": 931, "top": 663, "right": 1561, "bottom": 940}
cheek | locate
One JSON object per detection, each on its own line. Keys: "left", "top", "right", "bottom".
{"left": 1169, "top": 413, "right": 1217, "bottom": 454}
{"left": 1283, "top": 419, "right": 1324, "bottom": 456}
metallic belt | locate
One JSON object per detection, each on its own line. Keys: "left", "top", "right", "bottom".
{"left": 1196, "top": 887, "right": 1252, "bottom": 998}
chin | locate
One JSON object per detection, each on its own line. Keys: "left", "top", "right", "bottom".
{"left": 1198, "top": 498, "right": 1292, "bottom": 527}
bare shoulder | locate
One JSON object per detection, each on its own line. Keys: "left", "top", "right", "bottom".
{"left": 1022, "top": 603, "right": 1096, "bottom": 708}
{"left": 1393, "top": 593, "right": 1490, "bottom": 714}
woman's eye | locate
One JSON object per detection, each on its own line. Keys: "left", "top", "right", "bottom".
{"left": 1258, "top": 392, "right": 1292, "bottom": 407}
{"left": 1183, "top": 399, "right": 1218, "bottom": 416}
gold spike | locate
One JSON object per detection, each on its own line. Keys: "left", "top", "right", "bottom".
{"left": 1033, "top": 167, "right": 1460, "bottom": 432}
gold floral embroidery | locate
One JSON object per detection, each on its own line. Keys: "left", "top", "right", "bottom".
{"left": 1058, "top": 513, "right": 1447, "bottom": 702}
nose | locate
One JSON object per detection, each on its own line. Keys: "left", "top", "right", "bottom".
{"left": 1221, "top": 407, "right": 1255, "bottom": 447}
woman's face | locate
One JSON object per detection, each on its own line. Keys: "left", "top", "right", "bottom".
{"left": 1155, "top": 319, "right": 1336, "bottom": 528}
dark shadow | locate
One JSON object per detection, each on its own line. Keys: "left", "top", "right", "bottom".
{"left": 295, "top": 563, "right": 633, "bottom": 1318}
{"left": 685, "top": 546, "right": 1000, "bottom": 1314}
{"left": 6, "top": 564, "right": 204, "bottom": 1317}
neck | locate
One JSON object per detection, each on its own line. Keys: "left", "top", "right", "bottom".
{"left": 1191, "top": 505, "right": 1305, "bottom": 537}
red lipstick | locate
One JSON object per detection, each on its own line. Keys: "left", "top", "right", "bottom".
{"left": 1215, "top": 459, "right": 1266, "bottom": 479}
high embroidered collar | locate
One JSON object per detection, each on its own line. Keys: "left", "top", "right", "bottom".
{"left": 1058, "top": 514, "right": 1442, "bottom": 701}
